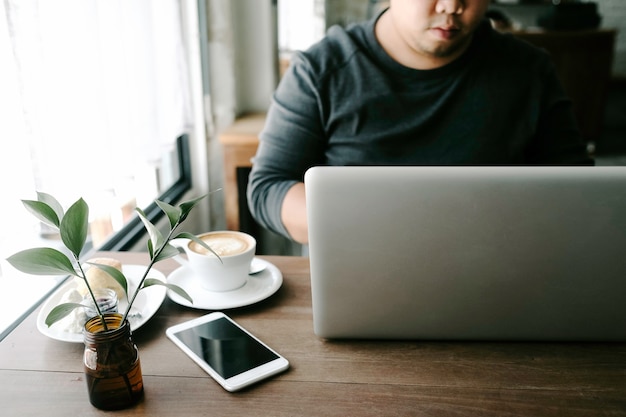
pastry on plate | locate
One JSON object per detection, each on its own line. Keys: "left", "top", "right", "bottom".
{"left": 75, "top": 257, "right": 125, "bottom": 299}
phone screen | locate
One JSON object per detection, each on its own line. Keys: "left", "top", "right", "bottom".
{"left": 171, "top": 316, "right": 280, "bottom": 379}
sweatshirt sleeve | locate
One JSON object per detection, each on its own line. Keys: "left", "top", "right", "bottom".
{"left": 246, "top": 52, "right": 327, "bottom": 239}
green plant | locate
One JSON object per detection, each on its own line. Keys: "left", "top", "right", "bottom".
{"left": 6, "top": 192, "right": 219, "bottom": 331}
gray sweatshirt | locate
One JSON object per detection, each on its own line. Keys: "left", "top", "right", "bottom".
{"left": 248, "top": 14, "right": 592, "bottom": 240}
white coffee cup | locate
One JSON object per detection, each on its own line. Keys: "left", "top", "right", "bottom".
{"left": 172, "top": 231, "right": 256, "bottom": 292}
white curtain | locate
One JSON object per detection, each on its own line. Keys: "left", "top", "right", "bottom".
{"left": 0, "top": 0, "right": 192, "bottom": 240}
{"left": 0, "top": 0, "right": 194, "bottom": 331}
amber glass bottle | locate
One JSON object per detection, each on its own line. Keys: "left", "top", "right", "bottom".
{"left": 83, "top": 313, "right": 144, "bottom": 410}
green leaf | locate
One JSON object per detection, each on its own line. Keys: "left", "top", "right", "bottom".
{"left": 37, "top": 192, "right": 65, "bottom": 223}
{"left": 174, "top": 231, "right": 222, "bottom": 262}
{"left": 86, "top": 262, "right": 128, "bottom": 298}
{"left": 155, "top": 200, "right": 181, "bottom": 229}
{"left": 22, "top": 200, "right": 60, "bottom": 229}
{"left": 6, "top": 248, "right": 77, "bottom": 276}
{"left": 178, "top": 194, "right": 208, "bottom": 223}
{"left": 146, "top": 238, "right": 154, "bottom": 259}
{"left": 60, "top": 198, "right": 89, "bottom": 258}
{"left": 136, "top": 208, "right": 165, "bottom": 256}
{"left": 45, "top": 302, "right": 85, "bottom": 327}
{"left": 154, "top": 243, "right": 181, "bottom": 263}
{"left": 143, "top": 278, "right": 193, "bottom": 304}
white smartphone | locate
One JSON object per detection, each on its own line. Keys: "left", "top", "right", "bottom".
{"left": 166, "top": 312, "right": 289, "bottom": 392}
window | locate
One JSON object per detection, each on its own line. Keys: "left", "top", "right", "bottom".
{"left": 0, "top": 0, "right": 203, "bottom": 338}
{"left": 277, "top": 0, "right": 325, "bottom": 60}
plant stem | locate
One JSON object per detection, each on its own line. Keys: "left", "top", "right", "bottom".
{"left": 77, "top": 260, "right": 109, "bottom": 331}
{"left": 121, "top": 221, "right": 181, "bottom": 322}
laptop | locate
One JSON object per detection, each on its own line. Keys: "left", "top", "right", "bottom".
{"left": 304, "top": 166, "right": 626, "bottom": 341}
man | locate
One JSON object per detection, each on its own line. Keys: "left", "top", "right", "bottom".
{"left": 247, "top": 0, "right": 593, "bottom": 244}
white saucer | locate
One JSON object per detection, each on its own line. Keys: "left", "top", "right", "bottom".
{"left": 166, "top": 258, "right": 283, "bottom": 310}
{"left": 37, "top": 265, "right": 167, "bottom": 343}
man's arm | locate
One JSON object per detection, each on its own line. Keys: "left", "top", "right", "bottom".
{"left": 281, "top": 182, "right": 308, "bottom": 244}
{"left": 247, "top": 50, "right": 326, "bottom": 242}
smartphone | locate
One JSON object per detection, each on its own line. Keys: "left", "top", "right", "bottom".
{"left": 166, "top": 312, "right": 289, "bottom": 392}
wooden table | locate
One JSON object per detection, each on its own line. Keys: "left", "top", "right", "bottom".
{"left": 1, "top": 252, "right": 625, "bottom": 416}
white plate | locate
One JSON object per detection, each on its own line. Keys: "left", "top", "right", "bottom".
{"left": 166, "top": 258, "right": 282, "bottom": 310}
{"left": 37, "top": 265, "right": 167, "bottom": 343}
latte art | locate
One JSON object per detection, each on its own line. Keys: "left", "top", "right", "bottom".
{"left": 189, "top": 232, "right": 251, "bottom": 257}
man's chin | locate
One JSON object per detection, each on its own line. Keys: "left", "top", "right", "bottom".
{"left": 428, "top": 36, "right": 472, "bottom": 60}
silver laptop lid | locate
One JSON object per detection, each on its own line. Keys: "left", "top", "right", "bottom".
{"left": 305, "top": 166, "right": 626, "bottom": 341}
